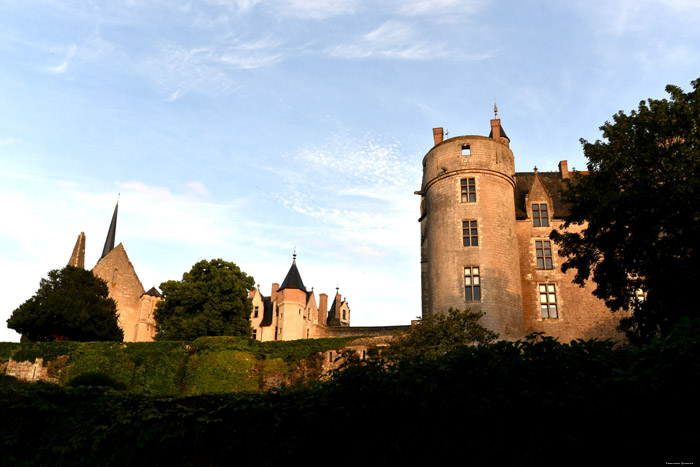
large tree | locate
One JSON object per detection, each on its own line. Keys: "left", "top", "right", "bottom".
{"left": 551, "top": 78, "right": 700, "bottom": 343}
{"left": 384, "top": 308, "right": 498, "bottom": 361}
{"left": 7, "top": 266, "right": 123, "bottom": 342}
{"left": 154, "top": 259, "right": 255, "bottom": 341}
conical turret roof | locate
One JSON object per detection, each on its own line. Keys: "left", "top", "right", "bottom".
{"left": 100, "top": 199, "right": 118, "bottom": 260}
{"left": 278, "top": 255, "right": 307, "bottom": 292}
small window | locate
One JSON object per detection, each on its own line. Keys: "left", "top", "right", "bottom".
{"left": 462, "top": 144, "right": 471, "bottom": 158}
{"left": 462, "top": 220, "right": 478, "bottom": 247}
{"left": 342, "top": 310, "right": 346, "bottom": 320}
{"left": 532, "top": 203, "right": 549, "bottom": 227}
{"left": 539, "top": 284, "right": 558, "bottom": 318}
{"left": 461, "top": 178, "right": 476, "bottom": 203}
{"left": 535, "top": 240, "right": 553, "bottom": 269}
{"left": 252, "top": 329, "right": 257, "bottom": 340}
{"left": 464, "top": 267, "right": 481, "bottom": 301}
{"left": 254, "top": 306, "right": 259, "bottom": 318}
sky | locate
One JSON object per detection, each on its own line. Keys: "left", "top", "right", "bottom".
{"left": 1, "top": 0, "right": 699, "bottom": 342}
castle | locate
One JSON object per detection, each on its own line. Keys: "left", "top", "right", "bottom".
{"left": 62, "top": 111, "right": 628, "bottom": 344}
{"left": 418, "top": 111, "right": 627, "bottom": 341}
{"left": 68, "top": 205, "right": 404, "bottom": 342}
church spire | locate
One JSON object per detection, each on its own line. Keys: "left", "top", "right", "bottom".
{"left": 100, "top": 197, "right": 119, "bottom": 260}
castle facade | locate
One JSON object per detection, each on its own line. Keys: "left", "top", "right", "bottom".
{"left": 419, "top": 115, "right": 627, "bottom": 341}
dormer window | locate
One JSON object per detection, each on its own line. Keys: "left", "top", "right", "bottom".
{"left": 532, "top": 203, "right": 549, "bottom": 227}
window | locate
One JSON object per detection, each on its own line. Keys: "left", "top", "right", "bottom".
{"left": 539, "top": 284, "right": 558, "bottom": 318}
{"left": 532, "top": 203, "right": 549, "bottom": 227}
{"left": 254, "top": 306, "right": 259, "bottom": 318}
{"left": 535, "top": 240, "right": 553, "bottom": 269}
{"left": 461, "top": 178, "right": 476, "bottom": 203}
{"left": 464, "top": 267, "right": 481, "bottom": 301}
{"left": 462, "top": 144, "right": 471, "bottom": 158}
{"left": 462, "top": 220, "right": 478, "bottom": 246}
{"left": 252, "top": 329, "right": 257, "bottom": 340}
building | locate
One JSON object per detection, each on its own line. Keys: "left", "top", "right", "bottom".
{"left": 68, "top": 201, "right": 160, "bottom": 342}
{"left": 249, "top": 254, "right": 351, "bottom": 341}
{"left": 418, "top": 111, "right": 627, "bottom": 342}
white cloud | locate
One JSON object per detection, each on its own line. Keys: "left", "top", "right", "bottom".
{"left": 0, "top": 138, "right": 20, "bottom": 146}
{"left": 392, "top": 0, "right": 489, "bottom": 17}
{"left": 273, "top": 0, "right": 359, "bottom": 19}
{"left": 328, "top": 20, "right": 447, "bottom": 60}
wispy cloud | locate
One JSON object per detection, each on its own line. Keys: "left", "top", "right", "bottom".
{"left": 328, "top": 20, "right": 446, "bottom": 60}
{"left": 0, "top": 138, "right": 20, "bottom": 146}
{"left": 273, "top": 0, "right": 359, "bottom": 19}
{"left": 392, "top": 0, "right": 490, "bottom": 17}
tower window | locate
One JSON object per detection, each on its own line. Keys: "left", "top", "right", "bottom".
{"left": 462, "top": 220, "right": 479, "bottom": 246}
{"left": 254, "top": 306, "right": 259, "bottom": 318}
{"left": 462, "top": 144, "right": 471, "bottom": 158}
{"left": 461, "top": 178, "right": 476, "bottom": 203}
{"left": 539, "top": 283, "right": 558, "bottom": 318}
{"left": 464, "top": 267, "right": 481, "bottom": 301}
{"left": 535, "top": 240, "right": 553, "bottom": 269}
{"left": 532, "top": 203, "right": 549, "bottom": 227}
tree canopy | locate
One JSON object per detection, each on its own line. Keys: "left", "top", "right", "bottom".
{"left": 7, "top": 265, "right": 123, "bottom": 342}
{"left": 551, "top": 77, "right": 700, "bottom": 344}
{"left": 383, "top": 308, "right": 498, "bottom": 361}
{"left": 153, "top": 259, "right": 255, "bottom": 341}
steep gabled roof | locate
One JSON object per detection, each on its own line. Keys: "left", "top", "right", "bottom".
{"left": 142, "top": 287, "right": 162, "bottom": 298}
{"left": 260, "top": 296, "right": 274, "bottom": 326}
{"left": 514, "top": 171, "right": 570, "bottom": 219}
{"left": 278, "top": 258, "right": 307, "bottom": 292}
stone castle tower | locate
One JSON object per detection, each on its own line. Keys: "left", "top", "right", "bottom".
{"left": 419, "top": 110, "right": 627, "bottom": 342}
{"left": 419, "top": 110, "right": 525, "bottom": 339}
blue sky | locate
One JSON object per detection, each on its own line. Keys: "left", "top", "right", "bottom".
{"left": 1, "top": 0, "right": 698, "bottom": 342}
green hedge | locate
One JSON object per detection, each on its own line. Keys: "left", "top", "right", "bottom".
{"left": 0, "top": 337, "right": 358, "bottom": 396}
{"left": 1, "top": 321, "right": 698, "bottom": 466}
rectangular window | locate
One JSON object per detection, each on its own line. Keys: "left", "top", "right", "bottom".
{"left": 462, "top": 144, "right": 471, "bottom": 158}
{"left": 461, "top": 178, "right": 476, "bottom": 203}
{"left": 464, "top": 267, "right": 481, "bottom": 301}
{"left": 535, "top": 240, "right": 553, "bottom": 269}
{"left": 254, "top": 306, "right": 259, "bottom": 318}
{"left": 532, "top": 203, "right": 549, "bottom": 227}
{"left": 539, "top": 284, "right": 558, "bottom": 318}
{"left": 252, "top": 329, "right": 257, "bottom": 340}
{"left": 462, "top": 220, "right": 479, "bottom": 246}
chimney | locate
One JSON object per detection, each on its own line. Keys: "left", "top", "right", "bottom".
{"left": 319, "top": 293, "right": 328, "bottom": 324}
{"left": 559, "top": 160, "right": 569, "bottom": 179}
{"left": 433, "top": 127, "right": 444, "bottom": 146}
{"left": 271, "top": 283, "right": 279, "bottom": 302}
{"left": 490, "top": 118, "right": 500, "bottom": 140}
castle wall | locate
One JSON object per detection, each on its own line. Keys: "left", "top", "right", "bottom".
{"left": 517, "top": 219, "right": 628, "bottom": 342}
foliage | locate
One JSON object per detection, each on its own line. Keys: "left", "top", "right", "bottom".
{"left": 1, "top": 325, "right": 698, "bottom": 466}
{"left": 154, "top": 259, "right": 255, "bottom": 341}
{"left": 0, "top": 337, "right": 357, "bottom": 396}
{"left": 68, "top": 372, "right": 127, "bottom": 390}
{"left": 6, "top": 266, "right": 123, "bottom": 342}
{"left": 551, "top": 78, "right": 700, "bottom": 343}
{"left": 383, "top": 307, "right": 498, "bottom": 361}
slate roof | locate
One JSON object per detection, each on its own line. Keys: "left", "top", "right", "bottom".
{"left": 488, "top": 123, "right": 510, "bottom": 141}
{"left": 326, "top": 295, "right": 340, "bottom": 326}
{"left": 514, "top": 171, "right": 570, "bottom": 219}
{"left": 260, "top": 296, "right": 274, "bottom": 327}
{"left": 100, "top": 201, "right": 119, "bottom": 260}
{"left": 143, "top": 287, "right": 162, "bottom": 298}
{"left": 278, "top": 259, "right": 307, "bottom": 292}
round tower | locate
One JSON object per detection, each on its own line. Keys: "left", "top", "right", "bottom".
{"left": 419, "top": 115, "right": 525, "bottom": 339}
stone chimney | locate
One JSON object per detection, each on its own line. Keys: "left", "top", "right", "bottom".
{"left": 559, "top": 160, "right": 569, "bottom": 179}
{"left": 318, "top": 293, "right": 328, "bottom": 324}
{"left": 271, "top": 283, "right": 279, "bottom": 302}
{"left": 433, "top": 127, "right": 444, "bottom": 146}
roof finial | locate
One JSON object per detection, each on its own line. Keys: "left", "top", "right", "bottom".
{"left": 534, "top": 166, "right": 538, "bottom": 173}
{"left": 494, "top": 99, "right": 498, "bottom": 118}
{"left": 293, "top": 246, "right": 296, "bottom": 262}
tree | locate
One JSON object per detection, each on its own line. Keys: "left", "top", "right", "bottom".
{"left": 383, "top": 308, "right": 498, "bottom": 361}
{"left": 551, "top": 78, "right": 700, "bottom": 344}
{"left": 154, "top": 259, "right": 255, "bottom": 341}
{"left": 7, "top": 266, "right": 123, "bottom": 342}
